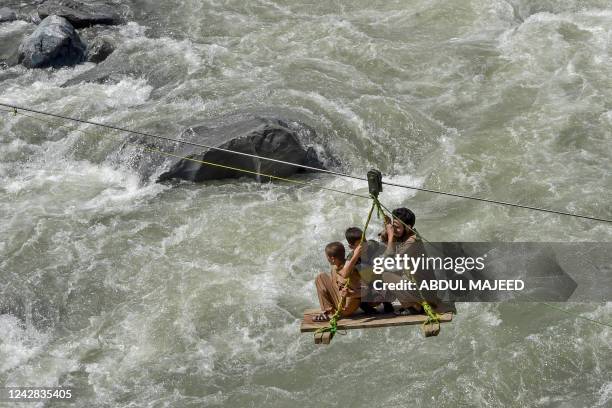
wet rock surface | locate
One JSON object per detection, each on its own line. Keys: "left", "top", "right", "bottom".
{"left": 17, "top": 15, "right": 86, "bottom": 68}
{"left": 38, "top": 0, "right": 125, "bottom": 28}
{"left": 157, "top": 117, "right": 328, "bottom": 182}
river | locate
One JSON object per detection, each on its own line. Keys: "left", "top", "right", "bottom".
{"left": 1, "top": 1, "right": 611, "bottom": 407}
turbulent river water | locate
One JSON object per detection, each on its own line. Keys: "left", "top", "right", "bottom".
{"left": 1, "top": 0, "right": 611, "bottom": 407}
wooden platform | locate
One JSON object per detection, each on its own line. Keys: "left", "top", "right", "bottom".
{"left": 300, "top": 308, "right": 453, "bottom": 332}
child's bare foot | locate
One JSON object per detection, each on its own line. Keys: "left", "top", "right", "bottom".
{"left": 312, "top": 312, "right": 331, "bottom": 322}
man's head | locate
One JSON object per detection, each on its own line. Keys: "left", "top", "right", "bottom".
{"left": 391, "top": 207, "right": 416, "bottom": 239}
{"left": 344, "top": 227, "right": 363, "bottom": 249}
{"left": 325, "top": 241, "right": 346, "bottom": 266}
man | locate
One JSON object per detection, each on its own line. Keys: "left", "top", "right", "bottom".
{"left": 380, "top": 207, "right": 442, "bottom": 315}
{"left": 344, "top": 227, "right": 394, "bottom": 314}
{"left": 312, "top": 242, "right": 362, "bottom": 322}
{"left": 382, "top": 208, "right": 418, "bottom": 257}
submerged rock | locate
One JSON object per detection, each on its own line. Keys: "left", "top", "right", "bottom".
{"left": 157, "top": 117, "right": 327, "bottom": 182}
{"left": 18, "top": 15, "right": 87, "bottom": 68}
{"left": 86, "top": 36, "right": 114, "bottom": 62}
{"left": 61, "top": 51, "right": 173, "bottom": 88}
{"left": 0, "top": 7, "right": 18, "bottom": 22}
{"left": 38, "top": 0, "right": 124, "bottom": 29}
{"left": 61, "top": 54, "right": 134, "bottom": 86}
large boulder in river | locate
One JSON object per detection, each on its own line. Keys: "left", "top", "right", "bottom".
{"left": 18, "top": 15, "right": 86, "bottom": 68}
{"left": 38, "top": 0, "right": 124, "bottom": 28}
{"left": 157, "top": 117, "right": 327, "bottom": 182}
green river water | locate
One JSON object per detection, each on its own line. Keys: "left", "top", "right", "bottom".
{"left": 1, "top": 0, "right": 611, "bottom": 407}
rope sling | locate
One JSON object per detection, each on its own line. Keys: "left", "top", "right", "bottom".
{"left": 314, "top": 170, "right": 441, "bottom": 338}
{"left": 314, "top": 194, "right": 383, "bottom": 337}
{"left": 313, "top": 191, "right": 442, "bottom": 340}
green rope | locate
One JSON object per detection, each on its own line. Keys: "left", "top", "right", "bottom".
{"left": 315, "top": 196, "right": 379, "bottom": 336}
{"left": 377, "top": 199, "right": 443, "bottom": 327}
{"left": 403, "top": 271, "right": 442, "bottom": 326}
{"left": 360, "top": 195, "right": 383, "bottom": 244}
{"left": 421, "top": 301, "right": 440, "bottom": 325}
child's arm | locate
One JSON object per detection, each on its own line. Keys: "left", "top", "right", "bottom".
{"left": 338, "top": 244, "right": 363, "bottom": 278}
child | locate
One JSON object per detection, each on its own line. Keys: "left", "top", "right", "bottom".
{"left": 345, "top": 227, "right": 395, "bottom": 314}
{"left": 313, "top": 242, "right": 362, "bottom": 322}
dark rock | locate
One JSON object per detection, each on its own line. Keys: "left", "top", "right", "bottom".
{"left": 305, "top": 146, "right": 327, "bottom": 169}
{"left": 17, "top": 15, "right": 86, "bottom": 68}
{"left": 38, "top": 0, "right": 124, "bottom": 29}
{"left": 86, "top": 36, "right": 114, "bottom": 63}
{"left": 157, "top": 117, "right": 327, "bottom": 182}
{"left": 0, "top": 7, "right": 18, "bottom": 22}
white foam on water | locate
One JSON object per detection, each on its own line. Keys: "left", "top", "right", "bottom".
{"left": 286, "top": 90, "right": 367, "bottom": 138}
{"left": 380, "top": 174, "right": 424, "bottom": 204}
{"left": 78, "top": 165, "right": 167, "bottom": 212}
{"left": 1, "top": 76, "right": 154, "bottom": 124}
{"left": 0, "top": 314, "right": 49, "bottom": 373}
{"left": 0, "top": 313, "right": 77, "bottom": 391}
{"left": 481, "top": 310, "right": 503, "bottom": 327}
{"left": 597, "top": 381, "right": 612, "bottom": 407}
{"left": 118, "top": 21, "right": 148, "bottom": 38}
{"left": 0, "top": 137, "right": 30, "bottom": 155}
{"left": 3, "top": 157, "right": 166, "bottom": 209}
{"left": 0, "top": 20, "right": 29, "bottom": 35}
{"left": 98, "top": 78, "right": 154, "bottom": 108}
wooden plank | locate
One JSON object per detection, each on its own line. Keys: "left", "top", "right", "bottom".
{"left": 421, "top": 322, "right": 441, "bottom": 337}
{"left": 300, "top": 308, "right": 453, "bottom": 333}
{"left": 314, "top": 331, "right": 333, "bottom": 344}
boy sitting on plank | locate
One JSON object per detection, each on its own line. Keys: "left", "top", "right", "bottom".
{"left": 344, "top": 227, "right": 394, "bottom": 314}
{"left": 312, "top": 242, "right": 362, "bottom": 322}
